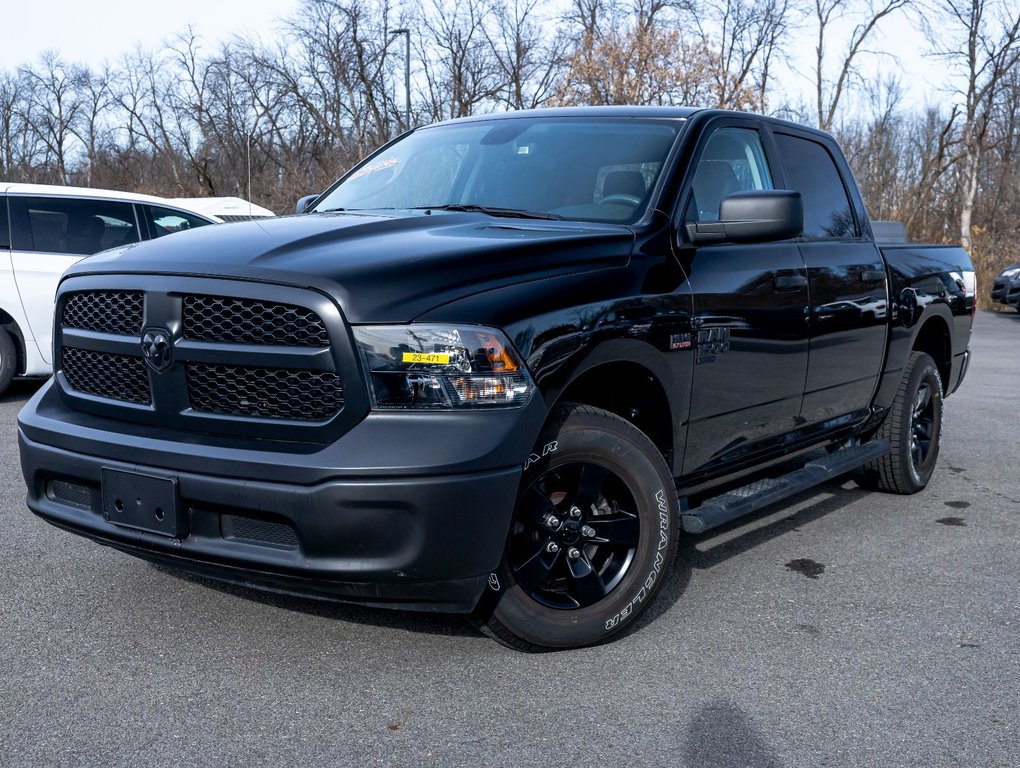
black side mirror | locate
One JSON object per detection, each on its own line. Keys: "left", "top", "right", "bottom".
{"left": 686, "top": 190, "right": 803, "bottom": 244}
{"left": 295, "top": 194, "right": 321, "bottom": 214}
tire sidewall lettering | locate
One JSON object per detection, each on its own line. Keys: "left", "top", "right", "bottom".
{"left": 605, "top": 487, "right": 670, "bottom": 631}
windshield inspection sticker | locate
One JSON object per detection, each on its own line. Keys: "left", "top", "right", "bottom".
{"left": 349, "top": 157, "right": 400, "bottom": 181}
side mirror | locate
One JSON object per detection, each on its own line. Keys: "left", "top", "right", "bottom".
{"left": 685, "top": 190, "right": 803, "bottom": 244}
{"left": 295, "top": 194, "right": 321, "bottom": 214}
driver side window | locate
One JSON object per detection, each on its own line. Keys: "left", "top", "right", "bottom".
{"left": 685, "top": 127, "right": 774, "bottom": 223}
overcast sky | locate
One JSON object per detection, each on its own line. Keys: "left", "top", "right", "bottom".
{"left": 3, "top": 0, "right": 951, "bottom": 114}
{"left": 1, "top": 0, "right": 300, "bottom": 71}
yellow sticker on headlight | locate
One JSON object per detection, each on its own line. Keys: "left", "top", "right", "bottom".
{"left": 402, "top": 352, "right": 450, "bottom": 365}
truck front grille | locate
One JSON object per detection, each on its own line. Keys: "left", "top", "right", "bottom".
{"left": 62, "top": 291, "right": 144, "bottom": 335}
{"left": 182, "top": 296, "right": 329, "bottom": 346}
{"left": 187, "top": 364, "right": 342, "bottom": 420}
{"left": 61, "top": 346, "right": 152, "bottom": 404}
{"left": 56, "top": 281, "right": 352, "bottom": 439}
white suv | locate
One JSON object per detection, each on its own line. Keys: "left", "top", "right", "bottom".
{"left": 0, "top": 184, "right": 220, "bottom": 396}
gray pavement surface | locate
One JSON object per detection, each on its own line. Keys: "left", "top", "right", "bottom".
{"left": 1, "top": 311, "right": 1018, "bottom": 767}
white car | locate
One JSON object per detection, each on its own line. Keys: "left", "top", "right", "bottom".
{"left": 169, "top": 196, "right": 276, "bottom": 222}
{"left": 0, "top": 183, "right": 220, "bottom": 396}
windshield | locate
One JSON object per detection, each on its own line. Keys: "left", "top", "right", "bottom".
{"left": 312, "top": 117, "right": 683, "bottom": 224}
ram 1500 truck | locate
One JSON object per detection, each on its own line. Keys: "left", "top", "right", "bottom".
{"left": 18, "top": 107, "right": 975, "bottom": 651}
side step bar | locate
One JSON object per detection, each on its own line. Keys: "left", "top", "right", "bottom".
{"left": 680, "top": 440, "right": 891, "bottom": 534}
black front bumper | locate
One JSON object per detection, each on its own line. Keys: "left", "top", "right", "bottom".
{"left": 19, "top": 381, "right": 548, "bottom": 613}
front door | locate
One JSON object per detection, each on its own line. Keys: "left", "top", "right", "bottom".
{"left": 677, "top": 124, "right": 810, "bottom": 476}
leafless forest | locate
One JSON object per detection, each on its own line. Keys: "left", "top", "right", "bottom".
{"left": 2, "top": 0, "right": 1019, "bottom": 301}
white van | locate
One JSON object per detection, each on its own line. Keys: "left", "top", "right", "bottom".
{"left": 0, "top": 184, "right": 220, "bottom": 395}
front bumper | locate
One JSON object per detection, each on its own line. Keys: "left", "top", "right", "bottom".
{"left": 19, "top": 380, "right": 548, "bottom": 612}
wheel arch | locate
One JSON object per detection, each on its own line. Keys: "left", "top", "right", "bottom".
{"left": 545, "top": 339, "right": 677, "bottom": 466}
{"left": 910, "top": 310, "right": 952, "bottom": 390}
{"left": 0, "top": 308, "right": 27, "bottom": 376}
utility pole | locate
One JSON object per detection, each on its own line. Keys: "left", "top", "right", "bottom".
{"left": 389, "top": 28, "right": 411, "bottom": 131}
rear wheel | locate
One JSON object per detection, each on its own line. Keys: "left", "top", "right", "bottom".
{"left": 859, "top": 351, "right": 943, "bottom": 494}
{"left": 476, "top": 404, "right": 679, "bottom": 651}
{"left": 0, "top": 329, "right": 16, "bottom": 397}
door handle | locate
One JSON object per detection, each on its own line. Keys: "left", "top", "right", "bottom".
{"left": 774, "top": 274, "right": 808, "bottom": 291}
{"left": 860, "top": 269, "right": 886, "bottom": 283}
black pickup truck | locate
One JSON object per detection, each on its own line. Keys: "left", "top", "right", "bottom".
{"left": 18, "top": 107, "right": 975, "bottom": 650}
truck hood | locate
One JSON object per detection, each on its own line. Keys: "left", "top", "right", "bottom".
{"left": 65, "top": 211, "right": 635, "bottom": 323}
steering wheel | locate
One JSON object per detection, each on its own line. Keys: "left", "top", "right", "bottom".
{"left": 598, "top": 194, "right": 641, "bottom": 205}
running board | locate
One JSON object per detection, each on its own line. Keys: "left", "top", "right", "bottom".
{"left": 680, "top": 440, "right": 891, "bottom": 534}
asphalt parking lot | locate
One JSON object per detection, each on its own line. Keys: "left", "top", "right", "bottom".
{"left": 1, "top": 311, "right": 1017, "bottom": 768}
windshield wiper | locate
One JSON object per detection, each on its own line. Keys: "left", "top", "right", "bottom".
{"left": 414, "top": 204, "right": 562, "bottom": 220}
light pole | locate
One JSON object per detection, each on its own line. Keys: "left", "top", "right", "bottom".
{"left": 389, "top": 28, "right": 411, "bottom": 131}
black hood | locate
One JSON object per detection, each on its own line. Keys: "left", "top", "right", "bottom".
{"left": 65, "top": 212, "right": 635, "bottom": 323}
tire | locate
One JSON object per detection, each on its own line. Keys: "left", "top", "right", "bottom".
{"left": 476, "top": 403, "right": 679, "bottom": 651}
{"left": 0, "top": 329, "right": 16, "bottom": 397}
{"left": 859, "top": 351, "right": 943, "bottom": 494}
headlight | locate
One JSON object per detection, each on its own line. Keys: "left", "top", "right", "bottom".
{"left": 1003, "top": 267, "right": 1020, "bottom": 279}
{"left": 352, "top": 325, "right": 535, "bottom": 409}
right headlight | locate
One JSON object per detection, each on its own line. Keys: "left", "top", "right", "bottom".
{"left": 352, "top": 325, "right": 535, "bottom": 410}
{"left": 1002, "top": 267, "right": 1020, "bottom": 279}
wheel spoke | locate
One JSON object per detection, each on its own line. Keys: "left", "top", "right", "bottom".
{"left": 572, "top": 463, "right": 608, "bottom": 508}
{"left": 513, "top": 541, "right": 560, "bottom": 593}
{"left": 567, "top": 555, "right": 607, "bottom": 605}
{"left": 913, "top": 385, "right": 931, "bottom": 419}
{"left": 518, "top": 486, "right": 557, "bottom": 528}
{"left": 585, "top": 511, "right": 640, "bottom": 547}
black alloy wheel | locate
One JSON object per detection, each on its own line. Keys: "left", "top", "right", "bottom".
{"left": 909, "top": 379, "right": 936, "bottom": 472}
{"left": 859, "top": 351, "right": 943, "bottom": 494}
{"left": 509, "top": 461, "right": 640, "bottom": 611}
{"left": 476, "top": 403, "right": 679, "bottom": 651}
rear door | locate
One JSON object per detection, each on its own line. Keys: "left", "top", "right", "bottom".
{"left": 9, "top": 195, "right": 141, "bottom": 364}
{"left": 677, "top": 121, "right": 810, "bottom": 475}
{"left": 769, "top": 129, "right": 888, "bottom": 425}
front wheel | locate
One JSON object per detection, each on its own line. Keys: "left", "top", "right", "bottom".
{"left": 476, "top": 404, "right": 679, "bottom": 651}
{"left": 859, "top": 351, "right": 943, "bottom": 494}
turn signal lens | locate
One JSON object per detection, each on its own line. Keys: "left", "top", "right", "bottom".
{"left": 353, "top": 325, "right": 534, "bottom": 409}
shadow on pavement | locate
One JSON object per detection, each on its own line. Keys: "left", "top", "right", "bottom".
{"left": 0, "top": 377, "right": 46, "bottom": 405}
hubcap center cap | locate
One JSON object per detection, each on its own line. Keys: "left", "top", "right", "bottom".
{"left": 560, "top": 519, "right": 582, "bottom": 544}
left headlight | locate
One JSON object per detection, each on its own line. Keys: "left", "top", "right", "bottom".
{"left": 352, "top": 325, "right": 535, "bottom": 409}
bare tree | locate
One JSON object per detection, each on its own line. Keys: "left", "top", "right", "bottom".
{"left": 18, "top": 52, "right": 88, "bottom": 183}
{"left": 679, "top": 0, "right": 799, "bottom": 111}
{"left": 418, "top": 0, "right": 502, "bottom": 121}
{"left": 928, "top": 0, "right": 1020, "bottom": 250}
{"left": 486, "top": 0, "right": 567, "bottom": 109}
{"left": 552, "top": 0, "right": 727, "bottom": 106}
{"left": 0, "top": 71, "right": 44, "bottom": 178}
{"left": 813, "top": 0, "right": 909, "bottom": 131}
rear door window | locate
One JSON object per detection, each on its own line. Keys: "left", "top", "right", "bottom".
{"left": 144, "top": 205, "right": 215, "bottom": 238}
{"left": 772, "top": 132, "right": 857, "bottom": 238}
{"left": 16, "top": 196, "right": 140, "bottom": 254}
